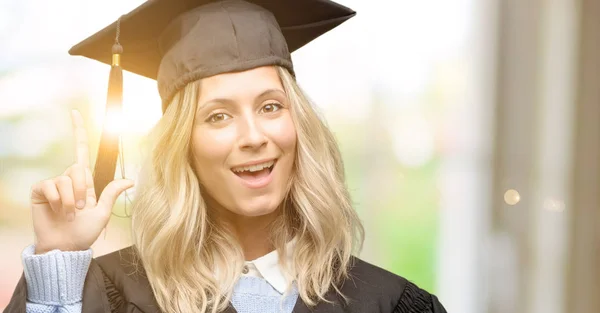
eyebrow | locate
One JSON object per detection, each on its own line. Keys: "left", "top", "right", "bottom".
{"left": 198, "top": 88, "right": 286, "bottom": 110}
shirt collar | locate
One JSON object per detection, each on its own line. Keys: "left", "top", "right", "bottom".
{"left": 242, "top": 240, "right": 295, "bottom": 294}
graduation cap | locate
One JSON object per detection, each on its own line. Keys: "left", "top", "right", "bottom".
{"left": 68, "top": 0, "right": 356, "bottom": 197}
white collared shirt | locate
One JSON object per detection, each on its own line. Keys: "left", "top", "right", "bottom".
{"left": 240, "top": 241, "right": 295, "bottom": 294}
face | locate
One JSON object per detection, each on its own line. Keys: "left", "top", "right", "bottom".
{"left": 191, "top": 66, "right": 297, "bottom": 219}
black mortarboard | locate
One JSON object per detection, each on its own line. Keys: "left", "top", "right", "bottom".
{"left": 68, "top": 0, "right": 355, "bottom": 197}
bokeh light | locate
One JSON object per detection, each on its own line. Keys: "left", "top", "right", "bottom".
{"left": 504, "top": 189, "right": 521, "bottom": 205}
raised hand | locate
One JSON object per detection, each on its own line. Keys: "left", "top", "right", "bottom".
{"left": 30, "top": 110, "right": 134, "bottom": 254}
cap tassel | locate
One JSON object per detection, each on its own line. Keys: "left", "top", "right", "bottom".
{"left": 93, "top": 38, "right": 123, "bottom": 198}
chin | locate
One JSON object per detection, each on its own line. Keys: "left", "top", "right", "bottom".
{"left": 233, "top": 196, "right": 282, "bottom": 217}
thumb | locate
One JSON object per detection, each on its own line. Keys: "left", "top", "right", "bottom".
{"left": 97, "top": 179, "right": 135, "bottom": 212}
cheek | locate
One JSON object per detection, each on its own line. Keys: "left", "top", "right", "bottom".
{"left": 267, "top": 114, "right": 297, "bottom": 152}
{"left": 191, "top": 128, "right": 234, "bottom": 180}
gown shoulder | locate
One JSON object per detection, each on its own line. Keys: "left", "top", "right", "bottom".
{"left": 344, "top": 256, "right": 448, "bottom": 313}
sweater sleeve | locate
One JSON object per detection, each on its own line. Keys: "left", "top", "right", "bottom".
{"left": 21, "top": 245, "right": 93, "bottom": 313}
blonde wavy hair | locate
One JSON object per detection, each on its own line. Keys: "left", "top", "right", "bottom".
{"left": 130, "top": 66, "right": 364, "bottom": 313}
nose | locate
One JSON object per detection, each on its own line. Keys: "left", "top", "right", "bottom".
{"left": 237, "top": 114, "right": 267, "bottom": 151}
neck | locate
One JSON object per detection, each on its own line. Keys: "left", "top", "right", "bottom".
{"left": 213, "top": 206, "right": 280, "bottom": 261}
{"left": 235, "top": 217, "right": 276, "bottom": 261}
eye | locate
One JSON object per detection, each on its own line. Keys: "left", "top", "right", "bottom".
{"left": 260, "top": 102, "right": 283, "bottom": 114}
{"left": 205, "top": 112, "right": 231, "bottom": 123}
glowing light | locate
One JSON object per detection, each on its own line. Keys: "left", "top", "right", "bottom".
{"left": 504, "top": 189, "right": 521, "bottom": 205}
{"left": 103, "top": 109, "right": 125, "bottom": 135}
{"left": 90, "top": 71, "right": 162, "bottom": 135}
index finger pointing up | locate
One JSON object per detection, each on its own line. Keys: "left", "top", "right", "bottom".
{"left": 71, "top": 110, "right": 90, "bottom": 168}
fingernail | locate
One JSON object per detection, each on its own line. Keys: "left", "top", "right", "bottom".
{"left": 76, "top": 200, "right": 85, "bottom": 209}
{"left": 67, "top": 212, "right": 75, "bottom": 222}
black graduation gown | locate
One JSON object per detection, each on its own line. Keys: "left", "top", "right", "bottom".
{"left": 4, "top": 246, "right": 447, "bottom": 313}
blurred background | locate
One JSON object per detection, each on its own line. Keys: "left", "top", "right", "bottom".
{"left": 1, "top": 0, "right": 599, "bottom": 312}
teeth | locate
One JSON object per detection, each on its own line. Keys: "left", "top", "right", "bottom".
{"left": 232, "top": 160, "right": 274, "bottom": 173}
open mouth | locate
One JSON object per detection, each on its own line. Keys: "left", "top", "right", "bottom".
{"left": 231, "top": 159, "right": 276, "bottom": 186}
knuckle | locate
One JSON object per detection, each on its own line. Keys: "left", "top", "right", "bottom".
{"left": 62, "top": 197, "right": 75, "bottom": 208}
{"left": 31, "top": 181, "right": 42, "bottom": 194}
{"left": 42, "top": 179, "right": 55, "bottom": 190}
{"left": 41, "top": 181, "right": 61, "bottom": 204}
{"left": 47, "top": 194, "right": 61, "bottom": 204}
{"left": 69, "top": 163, "right": 83, "bottom": 173}
{"left": 55, "top": 175, "right": 72, "bottom": 186}
{"left": 55, "top": 177, "right": 75, "bottom": 204}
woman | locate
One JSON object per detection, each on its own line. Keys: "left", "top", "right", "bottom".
{"left": 5, "top": 0, "right": 447, "bottom": 313}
